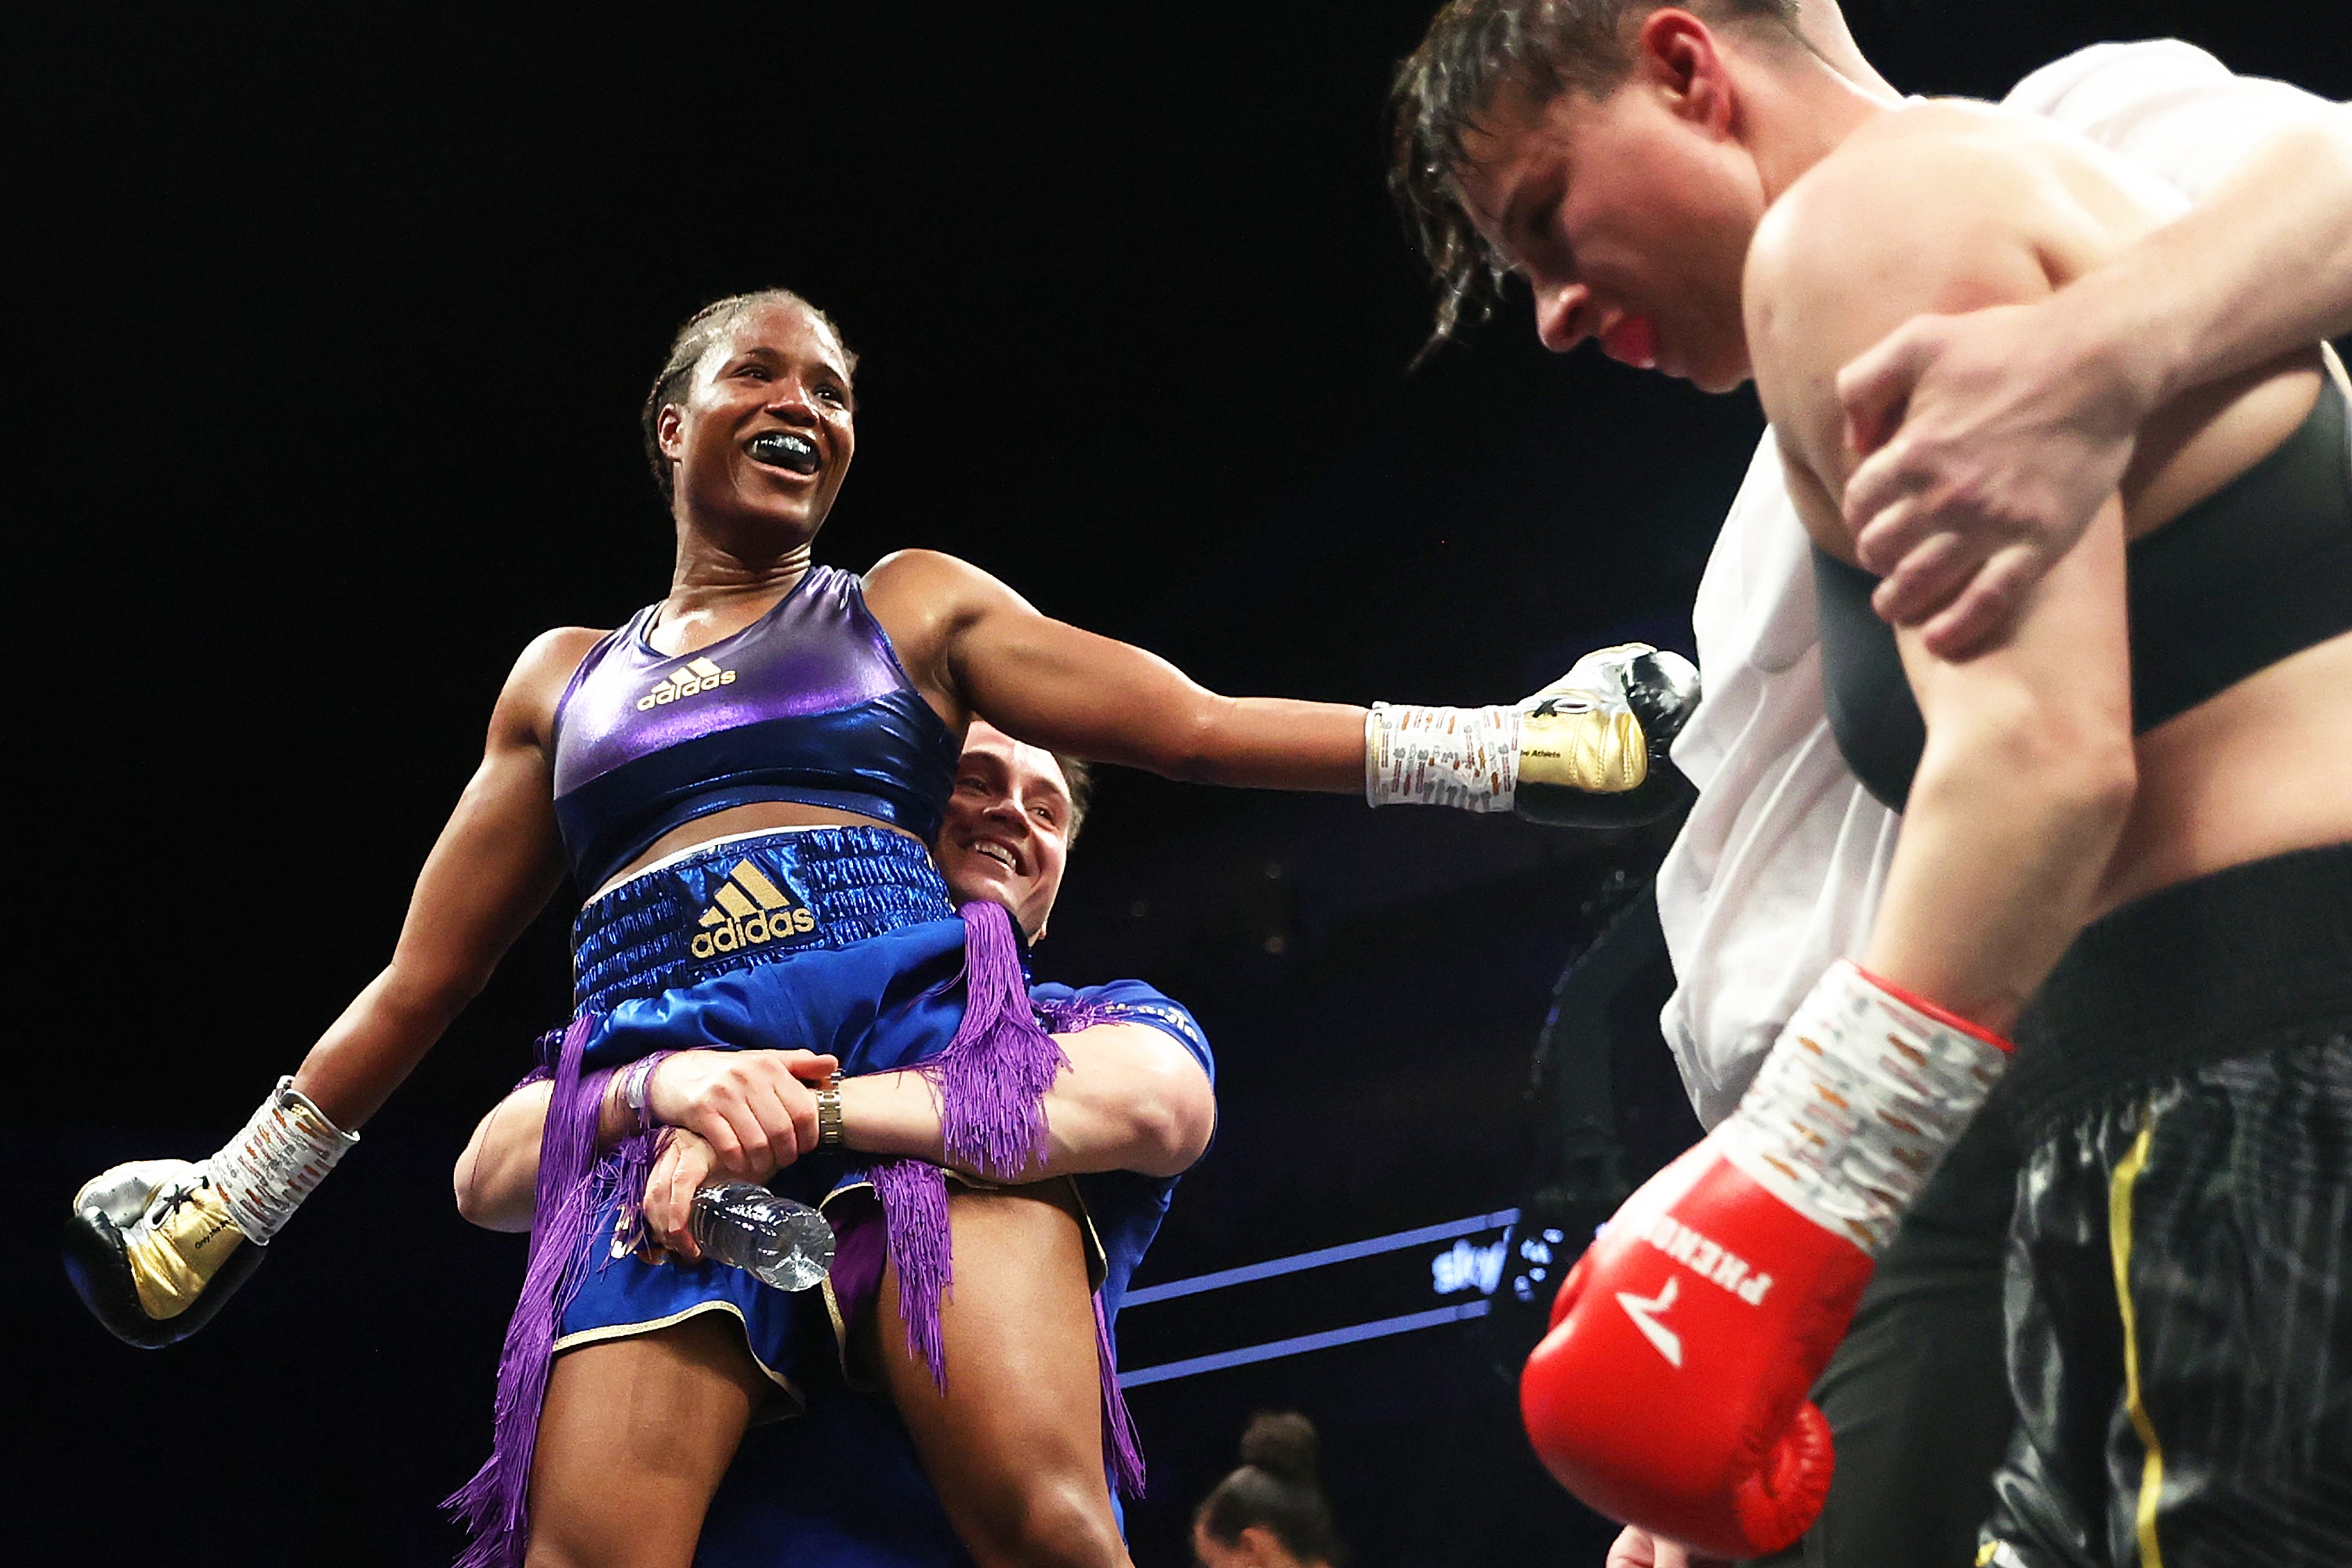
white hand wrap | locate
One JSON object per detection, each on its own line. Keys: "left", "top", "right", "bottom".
{"left": 1363, "top": 703, "right": 1523, "bottom": 812}
{"left": 208, "top": 1076, "right": 360, "bottom": 1245}
{"left": 1716, "top": 961, "right": 2009, "bottom": 1254}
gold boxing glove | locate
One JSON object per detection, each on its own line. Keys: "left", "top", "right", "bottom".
{"left": 1518, "top": 702, "right": 1649, "bottom": 794}
{"left": 1516, "top": 645, "right": 1699, "bottom": 826}
{"left": 66, "top": 1160, "right": 261, "bottom": 1348}
{"left": 1364, "top": 645, "right": 1698, "bottom": 826}
{"left": 65, "top": 1076, "right": 356, "bottom": 1348}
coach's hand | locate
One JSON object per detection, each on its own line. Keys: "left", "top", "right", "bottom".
{"left": 1837, "top": 296, "right": 2154, "bottom": 659}
{"left": 645, "top": 1048, "right": 838, "bottom": 1179}
{"left": 639, "top": 1127, "right": 723, "bottom": 1261}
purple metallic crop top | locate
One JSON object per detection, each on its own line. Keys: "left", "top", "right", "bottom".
{"left": 550, "top": 566, "right": 959, "bottom": 890}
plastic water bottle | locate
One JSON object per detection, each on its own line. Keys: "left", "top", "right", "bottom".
{"left": 690, "top": 1182, "right": 835, "bottom": 1292}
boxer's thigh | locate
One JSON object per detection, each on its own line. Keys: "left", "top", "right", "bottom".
{"left": 1748, "top": 1113, "right": 2020, "bottom": 1568}
{"left": 875, "top": 1180, "right": 1127, "bottom": 1568}
{"left": 526, "top": 1308, "right": 768, "bottom": 1568}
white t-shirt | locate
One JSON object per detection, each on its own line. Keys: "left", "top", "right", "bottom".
{"left": 1654, "top": 41, "right": 2343, "bottom": 1129}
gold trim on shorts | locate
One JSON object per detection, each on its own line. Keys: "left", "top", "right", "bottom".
{"left": 2107, "top": 1103, "right": 2169, "bottom": 1568}
{"left": 550, "top": 1300, "right": 806, "bottom": 1418}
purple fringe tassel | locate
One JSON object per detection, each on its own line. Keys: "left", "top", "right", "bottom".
{"left": 868, "top": 1156, "right": 954, "bottom": 1387}
{"left": 927, "top": 901, "right": 1072, "bottom": 1182}
{"left": 873, "top": 901, "right": 1069, "bottom": 1392}
{"left": 1047, "top": 993, "right": 1147, "bottom": 1497}
{"left": 1094, "top": 1293, "right": 1148, "bottom": 1499}
{"left": 442, "top": 1012, "right": 611, "bottom": 1568}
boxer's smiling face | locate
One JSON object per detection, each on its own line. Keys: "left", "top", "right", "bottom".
{"left": 1452, "top": 20, "right": 1766, "bottom": 394}
{"left": 939, "top": 722, "right": 1076, "bottom": 941}
{"left": 658, "top": 300, "right": 858, "bottom": 543}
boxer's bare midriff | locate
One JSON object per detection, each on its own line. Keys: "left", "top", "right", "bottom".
{"left": 2097, "top": 633, "right": 2352, "bottom": 916}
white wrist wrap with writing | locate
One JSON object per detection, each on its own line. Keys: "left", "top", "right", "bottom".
{"left": 209, "top": 1076, "right": 361, "bottom": 1245}
{"left": 1363, "top": 703, "right": 1523, "bottom": 812}
{"left": 1715, "top": 961, "right": 2009, "bottom": 1255}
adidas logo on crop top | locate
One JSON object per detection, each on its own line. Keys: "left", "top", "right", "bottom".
{"left": 637, "top": 655, "right": 736, "bottom": 711}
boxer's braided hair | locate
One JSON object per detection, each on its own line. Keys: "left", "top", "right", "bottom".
{"left": 641, "top": 289, "right": 859, "bottom": 503}
{"left": 1389, "top": 0, "right": 1801, "bottom": 359}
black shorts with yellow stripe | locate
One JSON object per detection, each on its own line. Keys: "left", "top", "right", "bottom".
{"left": 1981, "top": 844, "right": 2352, "bottom": 1568}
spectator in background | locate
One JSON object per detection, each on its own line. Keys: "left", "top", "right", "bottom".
{"left": 1192, "top": 1413, "right": 1348, "bottom": 1568}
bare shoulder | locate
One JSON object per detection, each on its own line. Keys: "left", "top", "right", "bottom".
{"left": 1749, "top": 104, "right": 2057, "bottom": 307}
{"left": 512, "top": 625, "right": 608, "bottom": 690}
{"left": 1751, "top": 100, "right": 2165, "bottom": 310}
{"left": 862, "top": 548, "right": 1036, "bottom": 623}
{"left": 492, "top": 624, "right": 609, "bottom": 746}
{"left": 864, "top": 547, "right": 985, "bottom": 593}
{"left": 1747, "top": 104, "right": 2078, "bottom": 506}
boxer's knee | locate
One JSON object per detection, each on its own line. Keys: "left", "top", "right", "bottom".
{"left": 956, "top": 1470, "right": 1127, "bottom": 1568}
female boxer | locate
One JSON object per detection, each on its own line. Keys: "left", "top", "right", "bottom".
{"left": 1392, "top": 2, "right": 2351, "bottom": 1557}
{"left": 66, "top": 289, "right": 1690, "bottom": 1568}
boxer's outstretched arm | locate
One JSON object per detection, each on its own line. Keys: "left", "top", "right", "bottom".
{"left": 864, "top": 546, "right": 1366, "bottom": 793}
{"left": 1842, "top": 103, "right": 2352, "bottom": 655}
{"left": 865, "top": 546, "right": 1696, "bottom": 818}
{"left": 454, "top": 1025, "right": 1215, "bottom": 1234}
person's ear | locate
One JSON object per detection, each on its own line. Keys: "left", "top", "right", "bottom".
{"left": 656, "top": 401, "right": 688, "bottom": 464}
{"left": 1635, "top": 9, "right": 1735, "bottom": 135}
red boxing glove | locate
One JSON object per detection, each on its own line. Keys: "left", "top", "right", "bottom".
{"left": 1521, "top": 961, "right": 2009, "bottom": 1558}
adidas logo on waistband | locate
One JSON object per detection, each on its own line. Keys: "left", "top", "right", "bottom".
{"left": 638, "top": 656, "right": 736, "bottom": 711}
{"left": 691, "top": 860, "right": 818, "bottom": 959}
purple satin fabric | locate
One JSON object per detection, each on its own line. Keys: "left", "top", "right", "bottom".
{"left": 554, "top": 567, "right": 916, "bottom": 795}
{"left": 548, "top": 566, "right": 958, "bottom": 889}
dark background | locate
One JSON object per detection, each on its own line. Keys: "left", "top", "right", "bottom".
{"left": 11, "top": 4, "right": 2342, "bottom": 1564}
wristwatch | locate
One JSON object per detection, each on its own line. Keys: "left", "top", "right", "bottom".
{"left": 816, "top": 1070, "right": 845, "bottom": 1149}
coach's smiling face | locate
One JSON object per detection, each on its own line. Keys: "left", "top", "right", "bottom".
{"left": 940, "top": 721, "right": 1076, "bottom": 941}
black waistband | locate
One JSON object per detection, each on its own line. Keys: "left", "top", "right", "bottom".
{"left": 2007, "top": 844, "right": 2352, "bottom": 1136}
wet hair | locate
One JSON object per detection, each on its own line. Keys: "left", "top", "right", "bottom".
{"left": 1050, "top": 754, "right": 1094, "bottom": 845}
{"left": 1195, "top": 1413, "right": 1347, "bottom": 1566}
{"left": 640, "top": 289, "right": 859, "bottom": 503}
{"left": 1389, "top": 0, "right": 1802, "bottom": 355}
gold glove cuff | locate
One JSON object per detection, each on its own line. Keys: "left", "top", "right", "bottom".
{"left": 1518, "top": 706, "right": 1649, "bottom": 793}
